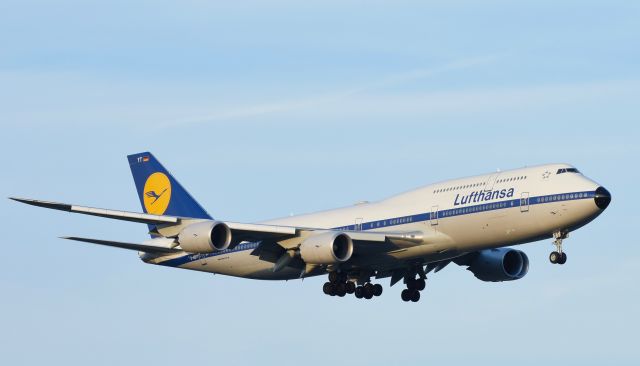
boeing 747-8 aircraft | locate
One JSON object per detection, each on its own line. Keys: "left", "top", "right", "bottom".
{"left": 11, "top": 152, "right": 611, "bottom": 302}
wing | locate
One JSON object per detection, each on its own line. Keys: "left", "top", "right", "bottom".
{"left": 11, "top": 197, "right": 429, "bottom": 274}
{"left": 62, "top": 236, "right": 180, "bottom": 253}
{"left": 10, "top": 197, "right": 178, "bottom": 225}
{"left": 11, "top": 197, "right": 423, "bottom": 246}
{"left": 10, "top": 197, "right": 297, "bottom": 237}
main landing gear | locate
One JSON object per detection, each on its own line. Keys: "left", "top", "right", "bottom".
{"left": 549, "top": 231, "right": 568, "bottom": 265}
{"left": 323, "top": 272, "right": 382, "bottom": 300}
{"left": 354, "top": 283, "right": 383, "bottom": 300}
{"left": 323, "top": 269, "right": 427, "bottom": 303}
{"left": 401, "top": 277, "right": 425, "bottom": 303}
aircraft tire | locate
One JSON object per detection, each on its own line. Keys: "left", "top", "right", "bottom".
{"left": 372, "top": 284, "right": 383, "bottom": 297}
{"left": 406, "top": 279, "right": 417, "bottom": 290}
{"left": 328, "top": 272, "right": 339, "bottom": 283}
{"left": 328, "top": 284, "right": 337, "bottom": 296}
{"left": 346, "top": 282, "right": 356, "bottom": 294}
{"left": 410, "top": 290, "right": 420, "bottom": 302}
{"left": 363, "top": 284, "right": 374, "bottom": 299}
{"left": 401, "top": 289, "right": 411, "bottom": 302}
{"left": 559, "top": 252, "right": 567, "bottom": 265}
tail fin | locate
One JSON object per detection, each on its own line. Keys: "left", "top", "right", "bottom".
{"left": 127, "top": 152, "right": 212, "bottom": 219}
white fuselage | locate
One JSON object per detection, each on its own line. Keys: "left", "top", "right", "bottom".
{"left": 143, "top": 164, "right": 606, "bottom": 280}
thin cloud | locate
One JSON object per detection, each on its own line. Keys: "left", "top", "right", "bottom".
{"left": 161, "top": 54, "right": 502, "bottom": 127}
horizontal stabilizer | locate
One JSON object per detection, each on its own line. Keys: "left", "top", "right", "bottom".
{"left": 10, "top": 197, "right": 179, "bottom": 224}
{"left": 61, "top": 236, "right": 180, "bottom": 253}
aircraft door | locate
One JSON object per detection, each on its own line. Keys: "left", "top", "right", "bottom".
{"left": 484, "top": 173, "right": 500, "bottom": 191}
{"left": 520, "top": 192, "right": 530, "bottom": 212}
{"left": 355, "top": 218, "right": 363, "bottom": 231}
{"left": 430, "top": 206, "right": 439, "bottom": 226}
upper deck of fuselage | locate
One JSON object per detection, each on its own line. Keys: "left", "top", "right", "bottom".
{"left": 262, "top": 163, "right": 579, "bottom": 228}
{"left": 382, "top": 163, "right": 577, "bottom": 205}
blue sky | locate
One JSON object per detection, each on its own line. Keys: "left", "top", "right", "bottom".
{"left": 1, "top": 1, "right": 638, "bottom": 365}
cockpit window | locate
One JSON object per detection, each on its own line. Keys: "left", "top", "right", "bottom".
{"left": 557, "top": 168, "right": 580, "bottom": 174}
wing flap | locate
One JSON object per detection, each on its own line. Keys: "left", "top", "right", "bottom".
{"left": 348, "top": 231, "right": 424, "bottom": 246}
{"left": 274, "top": 230, "right": 425, "bottom": 252}
{"left": 226, "top": 222, "right": 297, "bottom": 236}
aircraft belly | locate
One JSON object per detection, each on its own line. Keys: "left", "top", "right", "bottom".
{"left": 179, "top": 250, "right": 300, "bottom": 280}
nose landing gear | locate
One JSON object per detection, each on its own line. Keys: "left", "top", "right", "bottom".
{"left": 549, "top": 231, "right": 568, "bottom": 265}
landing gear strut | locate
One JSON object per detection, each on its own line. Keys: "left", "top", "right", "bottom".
{"left": 550, "top": 231, "right": 568, "bottom": 265}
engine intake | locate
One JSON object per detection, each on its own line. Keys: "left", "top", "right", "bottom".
{"left": 300, "top": 232, "right": 353, "bottom": 265}
{"left": 178, "top": 221, "right": 232, "bottom": 253}
{"left": 466, "top": 248, "right": 529, "bottom": 282}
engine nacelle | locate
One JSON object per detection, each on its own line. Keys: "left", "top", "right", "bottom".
{"left": 467, "top": 248, "right": 529, "bottom": 282}
{"left": 299, "top": 232, "right": 353, "bottom": 265}
{"left": 177, "top": 221, "right": 232, "bottom": 253}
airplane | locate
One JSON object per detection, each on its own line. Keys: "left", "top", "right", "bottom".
{"left": 10, "top": 152, "right": 611, "bottom": 302}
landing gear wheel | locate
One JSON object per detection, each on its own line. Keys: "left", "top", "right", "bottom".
{"left": 354, "top": 286, "right": 364, "bottom": 299}
{"left": 326, "top": 283, "right": 336, "bottom": 296}
{"left": 328, "top": 272, "right": 339, "bottom": 283}
{"left": 401, "top": 289, "right": 411, "bottom": 302}
{"left": 558, "top": 252, "right": 567, "bottom": 265}
{"left": 323, "top": 282, "right": 333, "bottom": 295}
{"left": 410, "top": 290, "right": 420, "bottom": 302}
{"left": 406, "top": 278, "right": 425, "bottom": 291}
{"left": 363, "top": 283, "right": 374, "bottom": 299}
{"left": 406, "top": 279, "right": 417, "bottom": 290}
{"left": 346, "top": 282, "right": 356, "bottom": 294}
{"left": 549, "top": 251, "right": 560, "bottom": 264}
{"left": 372, "top": 284, "right": 383, "bottom": 297}
{"left": 336, "top": 283, "right": 346, "bottom": 297}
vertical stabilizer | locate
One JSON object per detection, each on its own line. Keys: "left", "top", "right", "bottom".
{"left": 127, "top": 152, "right": 212, "bottom": 219}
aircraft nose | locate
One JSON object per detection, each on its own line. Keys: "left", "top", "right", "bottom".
{"left": 594, "top": 186, "right": 611, "bottom": 210}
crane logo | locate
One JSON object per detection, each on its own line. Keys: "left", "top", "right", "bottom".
{"left": 143, "top": 172, "right": 172, "bottom": 215}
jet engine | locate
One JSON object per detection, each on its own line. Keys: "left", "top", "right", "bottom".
{"left": 299, "top": 232, "right": 353, "bottom": 265}
{"left": 177, "top": 221, "right": 232, "bottom": 253}
{"left": 465, "top": 248, "right": 529, "bottom": 282}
